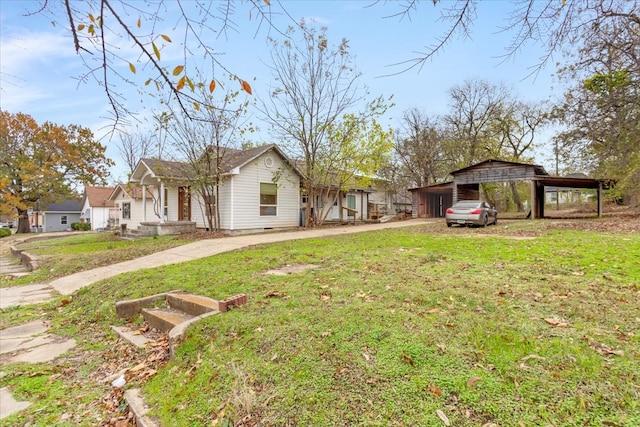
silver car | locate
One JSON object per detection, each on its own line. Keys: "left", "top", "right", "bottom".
{"left": 445, "top": 200, "right": 497, "bottom": 227}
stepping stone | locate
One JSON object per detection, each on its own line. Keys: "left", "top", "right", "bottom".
{"left": 6, "top": 338, "right": 76, "bottom": 364}
{"left": 0, "top": 284, "right": 53, "bottom": 309}
{"left": 0, "top": 387, "right": 31, "bottom": 420}
{"left": 0, "top": 320, "right": 77, "bottom": 364}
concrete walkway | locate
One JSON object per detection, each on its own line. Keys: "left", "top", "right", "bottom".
{"left": 48, "top": 219, "right": 433, "bottom": 296}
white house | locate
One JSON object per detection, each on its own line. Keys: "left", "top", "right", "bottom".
{"left": 126, "top": 144, "right": 302, "bottom": 234}
{"left": 80, "top": 185, "right": 117, "bottom": 230}
{"left": 108, "top": 183, "right": 158, "bottom": 232}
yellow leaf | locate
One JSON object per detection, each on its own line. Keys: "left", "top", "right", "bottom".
{"left": 172, "top": 65, "right": 184, "bottom": 76}
{"left": 186, "top": 76, "right": 195, "bottom": 92}
{"left": 129, "top": 63, "right": 136, "bottom": 74}
{"left": 88, "top": 24, "right": 95, "bottom": 35}
{"left": 89, "top": 13, "right": 95, "bottom": 23}
{"left": 144, "top": 78, "right": 151, "bottom": 86}
{"left": 153, "top": 42, "right": 161, "bottom": 61}
{"left": 264, "top": 0, "right": 270, "bottom": 4}
{"left": 193, "top": 102, "right": 200, "bottom": 111}
{"left": 137, "top": 17, "right": 141, "bottom": 28}
{"left": 77, "top": 24, "right": 85, "bottom": 31}
{"left": 161, "top": 34, "right": 172, "bottom": 43}
{"left": 177, "top": 76, "right": 185, "bottom": 91}
{"left": 241, "top": 80, "right": 252, "bottom": 95}
{"left": 209, "top": 80, "right": 216, "bottom": 93}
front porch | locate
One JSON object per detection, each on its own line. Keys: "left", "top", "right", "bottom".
{"left": 121, "top": 221, "right": 196, "bottom": 237}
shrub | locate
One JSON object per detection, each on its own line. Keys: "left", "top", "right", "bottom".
{"left": 0, "top": 228, "right": 11, "bottom": 238}
{"left": 71, "top": 222, "right": 91, "bottom": 231}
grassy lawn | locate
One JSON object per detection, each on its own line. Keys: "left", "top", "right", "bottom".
{"left": 0, "top": 220, "right": 639, "bottom": 426}
{"left": 0, "top": 232, "right": 194, "bottom": 288}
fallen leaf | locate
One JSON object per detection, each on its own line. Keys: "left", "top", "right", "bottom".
{"left": 467, "top": 376, "right": 482, "bottom": 387}
{"left": 362, "top": 353, "right": 370, "bottom": 361}
{"left": 425, "top": 383, "right": 442, "bottom": 397}
{"left": 264, "top": 290, "right": 285, "bottom": 298}
{"left": 544, "top": 318, "right": 569, "bottom": 327}
{"left": 400, "top": 351, "right": 415, "bottom": 367}
{"left": 436, "top": 409, "right": 451, "bottom": 426}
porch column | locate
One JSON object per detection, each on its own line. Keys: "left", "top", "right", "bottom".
{"left": 142, "top": 184, "right": 147, "bottom": 222}
{"left": 160, "top": 181, "right": 165, "bottom": 224}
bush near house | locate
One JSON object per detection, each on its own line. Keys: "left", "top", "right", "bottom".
{"left": 71, "top": 222, "right": 91, "bottom": 231}
{"left": 0, "top": 228, "right": 11, "bottom": 238}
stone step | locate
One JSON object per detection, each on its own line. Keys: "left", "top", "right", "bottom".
{"left": 142, "top": 308, "right": 195, "bottom": 332}
{"left": 167, "top": 293, "right": 220, "bottom": 316}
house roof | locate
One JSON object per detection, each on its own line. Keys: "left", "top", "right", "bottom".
{"left": 131, "top": 144, "right": 300, "bottom": 183}
{"left": 43, "top": 199, "right": 82, "bottom": 212}
{"left": 450, "top": 159, "right": 549, "bottom": 176}
{"left": 109, "top": 183, "right": 155, "bottom": 201}
{"left": 83, "top": 185, "right": 116, "bottom": 208}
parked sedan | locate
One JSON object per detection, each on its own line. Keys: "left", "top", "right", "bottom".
{"left": 445, "top": 200, "right": 497, "bottom": 227}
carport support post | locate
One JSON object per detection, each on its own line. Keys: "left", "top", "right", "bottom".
{"left": 530, "top": 180, "right": 537, "bottom": 219}
{"left": 597, "top": 180, "right": 603, "bottom": 217}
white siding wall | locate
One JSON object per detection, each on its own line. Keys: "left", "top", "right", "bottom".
{"left": 113, "top": 192, "right": 159, "bottom": 230}
{"left": 90, "top": 207, "right": 111, "bottom": 230}
{"left": 227, "top": 152, "right": 300, "bottom": 231}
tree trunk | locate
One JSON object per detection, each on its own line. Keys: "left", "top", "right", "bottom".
{"left": 510, "top": 181, "right": 523, "bottom": 212}
{"left": 16, "top": 209, "right": 31, "bottom": 234}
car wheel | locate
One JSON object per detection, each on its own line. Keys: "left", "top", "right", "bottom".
{"left": 482, "top": 215, "right": 488, "bottom": 227}
{"left": 494, "top": 215, "right": 498, "bottom": 225}
{"left": 446, "top": 222, "right": 452, "bottom": 228}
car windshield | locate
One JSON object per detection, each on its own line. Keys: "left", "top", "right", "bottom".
{"left": 454, "top": 202, "right": 481, "bottom": 209}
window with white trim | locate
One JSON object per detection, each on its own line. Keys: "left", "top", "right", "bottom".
{"left": 60, "top": 215, "right": 68, "bottom": 225}
{"left": 122, "top": 202, "right": 131, "bottom": 219}
{"left": 260, "top": 183, "right": 277, "bottom": 216}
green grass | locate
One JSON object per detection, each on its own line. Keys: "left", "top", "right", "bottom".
{"left": 0, "top": 232, "right": 193, "bottom": 288}
{"left": 0, "top": 222, "right": 638, "bottom": 426}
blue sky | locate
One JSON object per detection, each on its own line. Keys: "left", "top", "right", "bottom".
{"left": 1, "top": 1, "right": 563, "bottom": 182}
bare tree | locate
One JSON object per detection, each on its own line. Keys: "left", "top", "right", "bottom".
{"left": 394, "top": 109, "right": 450, "bottom": 187}
{"left": 117, "top": 130, "right": 152, "bottom": 176}
{"left": 381, "top": 0, "right": 639, "bottom": 76}
{"left": 444, "top": 79, "right": 510, "bottom": 167}
{"left": 259, "top": 22, "right": 390, "bottom": 226}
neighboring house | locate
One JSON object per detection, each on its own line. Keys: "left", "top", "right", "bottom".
{"left": 127, "top": 144, "right": 302, "bottom": 234}
{"left": 108, "top": 183, "right": 158, "bottom": 231}
{"left": 307, "top": 184, "right": 376, "bottom": 223}
{"left": 545, "top": 173, "right": 596, "bottom": 205}
{"left": 80, "top": 185, "right": 117, "bottom": 230}
{"left": 41, "top": 199, "right": 82, "bottom": 232}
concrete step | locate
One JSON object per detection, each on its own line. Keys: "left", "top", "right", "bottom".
{"left": 142, "top": 308, "right": 195, "bottom": 332}
{"left": 167, "top": 293, "right": 219, "bottom": 316}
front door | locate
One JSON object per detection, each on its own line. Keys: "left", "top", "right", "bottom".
{"left": 178, "top": 186, "right": 191, "bottom": 221}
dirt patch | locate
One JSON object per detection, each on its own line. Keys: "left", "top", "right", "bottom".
{"left": 263, "top": 264, "right": 318, "bottom": 276}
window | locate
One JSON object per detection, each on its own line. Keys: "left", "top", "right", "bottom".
{"left": 60, "top": 215, "right": 68, "bottom": 225}
{"left": 260, "top": 183, "right": 277, "bottom": 216}
{"left": 122, "top": 202, "right": 131, "bottom": 219}
{"left": 164, "top": 188, "right": 169, "bottom": 217}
